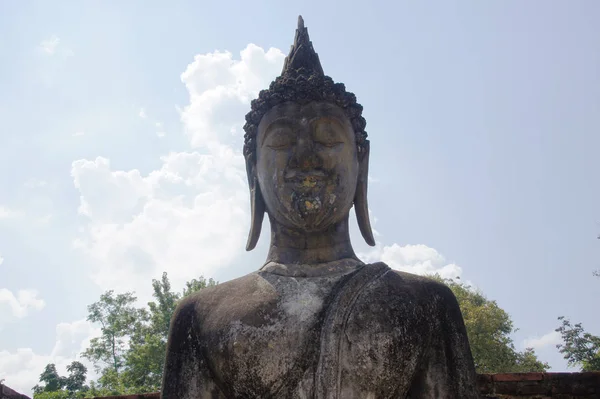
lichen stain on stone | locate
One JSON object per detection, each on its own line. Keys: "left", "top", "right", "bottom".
{"left": 303, "top": 198, "right": 321, "bottom": 211}
{"left": 301, "top": 176, "right": 317, "bottom": 187}
{"left": 280, "top": 281, "right": 323, "bottom": 323}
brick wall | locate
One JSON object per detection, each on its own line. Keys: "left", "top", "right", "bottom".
{"left": 478, "top": 373, "right": 600, "bottom": 398}
{"left": 4, "top": 373, "right": 600, "bottom": 399}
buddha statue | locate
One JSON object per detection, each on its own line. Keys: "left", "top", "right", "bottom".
{"left": 161, "top": 16, "right": 479, "bottom": 399}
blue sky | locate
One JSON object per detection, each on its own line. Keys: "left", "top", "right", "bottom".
{"left": 1, "top": 0, "right": 599, "bottom": 394}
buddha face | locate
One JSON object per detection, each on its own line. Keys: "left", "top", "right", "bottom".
{"left": 255, "top": 101, "right": 359, "bottom": 232}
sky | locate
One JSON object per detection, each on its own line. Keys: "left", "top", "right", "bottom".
{"left": 1, "top": 0, "right": 599, "bottom": 395}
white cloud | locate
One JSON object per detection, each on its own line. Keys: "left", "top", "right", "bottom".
{"left": 0, "top": 256, "right": 3, "bottom": 265}
{"left": 72, "top": 157, "right": 151, "bottom": 222}
{"left": 36, "top": 35, "right": 73, "bottom": 87}
{"left": 72, "top": 152, "right": 248, "bottom": 300}
{"left": 39, "top": 35, "right": 60, "bottom": 55}
{"left": 138, "top": 110, "right": 168, "bottom": 138}
{"left": 155, "top": 122, "right": 166, "bottom": 137}
{"left": 71, "top": 44, "right": 285, "bottom": 301}
{"left": 50, "top": 320, "right": 100, "bottom": 358}
{"left": 38, "top": 35, "right": 74, "bottom": 58}
{"left": 359, "top": 243, "right": 464, "bottom": 280}
{"left": 73, "top": 131, "right": 85, "bottom": 137}
{"left": 0, "top": 206, "right": 20, "bottom": 219}
{"left": 180, "top": 44, "right": 284, "bottom": 147}
{"left": 0, "top": 289, "right": 45, "bottom": 322}
{"left": 0, "top": 320, "right": 99, "bottom": 396}
{"left": 522, "top": 330, "right": 562, "bottom": 351}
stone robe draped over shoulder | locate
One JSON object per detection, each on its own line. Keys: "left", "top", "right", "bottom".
{"left": 161, "top": 263, "right": 480, "bottom": 398}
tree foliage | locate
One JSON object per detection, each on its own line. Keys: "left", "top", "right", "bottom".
{"left": 34, "top": 273, "right": 216, "bottom": 396}
{"left": 64, "top": 361, "right": 88, "bottom": 392}
{"left": 430, "top": 275, "right": 549, "bottom": 373}
{"left": 32, "top": 361, "right": 88, "bottom": 399}
{"left": 33, "top": 391, "right": 71, "bottom": 399}
{"left": 556, "top": 317, "right": 600, "bottom": 371}
{"left": 554, "top": 266, "right": 600, "bottom": 371}
{"left": 81, "top": 290, "right": 145, "bottom": 381}
{"left": 36, "top": 364, "right": 62, "bottom": 393}
{"left": 83, "top": 272, "right": 216, "bottom": 393}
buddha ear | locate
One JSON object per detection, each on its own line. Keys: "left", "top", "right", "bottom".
{"left": 354, "top": 141, "right": 376, "bottom": 246}
{"left": 245, "top": 156, "right": 266, "bottom": 251}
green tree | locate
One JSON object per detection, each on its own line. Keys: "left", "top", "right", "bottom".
{"left": 431, "top": 275, "right": 549, "bottom": 373}
{"left": 81, "top": 290, "right": 146, "bottom": 389}
{"left": 514, "top": 348, "right": 549, "bottom": 371}
{"left": 121, "top": 272, "right": 179, "bottom": 391}
{"left": 82, "top": 380, "right": 136, "bottom": 398}
{"left": 63, "top": 362, "right": 88, "bottom": 393}
{"left": 32, "top": 362, "right": 89, "bottom": 399}
{"left": 183, "top": 276, "right": 217, "bottom": 297}
{"left": 82, "top": 272, "right": 216, "bottom": 393}
{"left": 33, "top": 391, "right": 70, "bottom": 399}
{"left": 554, "top": 263, "right": 600, "bottom": 372}
{"left": 555, "top": 316, "right": 600, "bottom": 371}
{"left": 123, "top": 273, "right": 217, "bottom": 391}
{"left": 37, "top": 364, "right": 63, "bottom": 392}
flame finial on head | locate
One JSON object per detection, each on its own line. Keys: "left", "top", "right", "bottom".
{"left": 281, "top": 15, "right": 324, "bottom": 76}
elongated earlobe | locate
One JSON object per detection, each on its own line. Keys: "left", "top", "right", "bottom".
{"left": 245, "top": 154, "right": 266, "bottom": 251}
{"left": 354, "top": 141, "right": 375, "bottom": 246}
{"left": 246, "top": 178, "right": 265, "bottom": 251}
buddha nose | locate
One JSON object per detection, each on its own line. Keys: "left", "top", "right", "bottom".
{"left": 290, "top": 137, "right": 321, "bottom": 170}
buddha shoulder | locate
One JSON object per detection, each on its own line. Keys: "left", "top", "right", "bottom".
{"left": 170, "top": 272, "right": 280, "bottom": 330}
{"left": 351, "top": 267, "right": 461, "bottom": 324}
{"left": 387, "top": 269, "right": 458, "bottom": 304}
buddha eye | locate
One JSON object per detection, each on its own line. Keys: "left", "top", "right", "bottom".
{"left": 313, "top": 120, "right": 345, "bottom": 148}
{"left": 315, "top": 140, "right": 343, "bottom": 148}
{"left": 265, "top": 129, "right": 296, "bottom": 150}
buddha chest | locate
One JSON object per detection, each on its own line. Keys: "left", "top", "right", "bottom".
{"left": 197, "top": 269, "right": 434, "bottom": 398}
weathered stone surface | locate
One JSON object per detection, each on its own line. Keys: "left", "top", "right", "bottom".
{"left": 162, "top": 264, "right": 479, "bottom": 397}
{"left": 161, "top": 15, "right": 479, "bottom": 398}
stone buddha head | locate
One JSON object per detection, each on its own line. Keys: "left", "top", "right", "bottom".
{"left": 243, "top": 16, "right": 375, "bottom": 251}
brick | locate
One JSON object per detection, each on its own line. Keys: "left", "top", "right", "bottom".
{"left": 493, "top": 372, "right": 544, "bottom": 382}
